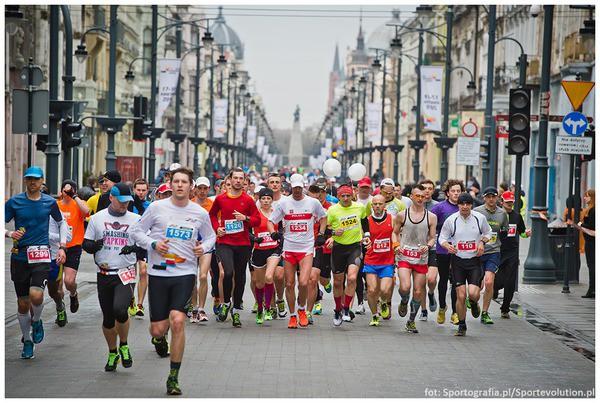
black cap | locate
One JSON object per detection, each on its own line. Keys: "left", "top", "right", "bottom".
{"left": 482, "top": 186, "right": 498, "bottom": 197}
{"left": 471, "top": 181, "right": 480, "bottom": 191}
{"left": 457, "top": 192, "right": 474, "bottom": 205}
{"left": 109, "top": 182, "right": 134, "bottom": 202}
{"left": 61, "top": 179, "right": 77, "bottom": 192}
{"left": 315, "top": 177, "right": 328, "bottom": 190}
{"left": 257, "top": 187, "right": 274, "bottom": 199}
{"left": 102, "top": 170, "right": 121, "bottom": 183}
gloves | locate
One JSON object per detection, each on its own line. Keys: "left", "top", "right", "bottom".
{"left": 93, "top": 239, "right": 104, "bottom": 253}
{"left": 255, "top": 237, "right": 264, "bottom": 244}
{"left": 83, "top": 238, "right": 104, "bottom": 254}
{"left": 120, "top": 245, "right": 135, "bottom": 255}
{"left": 270, "top": 232, "right": 281, "bottom": 241}
{"left": 315, "top": 234, "right": 326, "bottom": 247}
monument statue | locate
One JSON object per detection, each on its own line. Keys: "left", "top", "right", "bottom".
{"left": 294, "top": 105, "right": 300, "bottom": 123}
{"left": 288, "top": 105, "right": 303, "bottom": 166}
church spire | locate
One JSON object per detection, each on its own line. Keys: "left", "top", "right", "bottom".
{"left": 356, "top": 9, "right": 365, "bottom": 51}
{"left": 332, "top": 43, "right": 341, "bottom": 73}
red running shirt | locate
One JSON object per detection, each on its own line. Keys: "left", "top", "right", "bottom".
{"left": 209, "top": 192, "right": 261, "bottom": 246}
{"left": 364, "top": 214, "right": 395, "bottom": 266}
{"left": 253, "top": 210, "right": 279, "bottom": 250}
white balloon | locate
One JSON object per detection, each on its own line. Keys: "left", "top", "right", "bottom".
{"left": 322, "top": 158, "right": 342, "bottom": 177}
{"left": 347, "top": 163, "right": 367, "bottom": 181}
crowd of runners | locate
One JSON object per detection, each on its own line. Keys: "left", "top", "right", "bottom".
{"left": 6, "top": 163, "right": 531, "bottom": 395}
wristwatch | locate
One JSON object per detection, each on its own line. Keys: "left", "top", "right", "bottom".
{"left": 59, "top": 246, "right": 67, "bottom": 251}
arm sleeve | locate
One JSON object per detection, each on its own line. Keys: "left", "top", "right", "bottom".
{"left": 198, "top": 213, "right": 217, "bottom": 254}
{"left": 517, "top": 214, "right": 526, "bottom": 235}
{"left": 50, "top": 201, "right": 63, "bottom": 223}
{"left": 82, "top": 216, "right": 99, "bottom": 254}
{"left": 131, "top": 204, "right": 157, "bottom": 250}
{"left": 58, "top": 217, "right": 69, "bottom": 245}
{"left": 361, "top": 217, "right": 370, "bottom": 233}
{"left": 208, "top": 196, "right": 220, "bottom": 231}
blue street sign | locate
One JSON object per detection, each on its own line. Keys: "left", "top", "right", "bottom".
{"left": 562, "top": 111, "right": 588, "bottom": 137}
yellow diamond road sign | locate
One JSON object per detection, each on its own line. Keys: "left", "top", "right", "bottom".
{"left": 561, "top": 81, "right": 595, "bottom": 111}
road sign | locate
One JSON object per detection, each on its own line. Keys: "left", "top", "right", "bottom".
{"left": 562, "top": 112, "right": 588, "bottom": 136}
{"left": 456, "top": 136, "right": 480, "bottom": 165}
{"left": 561, "top": 81, "right": 595, "bottom": 111}
{"left": 11, "top": 89, "right": 49, "bottom": 135}
{"left": 555, "top": 135, "right": 593, "bottom": 155}
{"left": 19, "top": 65, "right": 44, "bottom": 87}
{"left": 496, "top": 114, "right": 593, "bottom": 123}
{"left": 461, "top": 120, "right": 478, "bottom": 137}
{"left": 496, "top": 125, "right": 508, "bottom": 139}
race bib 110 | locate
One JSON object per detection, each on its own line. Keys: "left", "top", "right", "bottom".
{"left": 457, "top": 240, "right": 477, "bottom": 252}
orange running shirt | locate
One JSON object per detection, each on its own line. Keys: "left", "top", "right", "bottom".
{"left": 58, "top": 199, "right": 88, "bottom": 247}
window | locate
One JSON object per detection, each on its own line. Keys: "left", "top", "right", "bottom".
{"left": 143, "top": 28, "right": 152, "bottom": 74}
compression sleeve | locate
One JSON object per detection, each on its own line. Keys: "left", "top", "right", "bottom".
{"left": 361, "top": 217, "right": 370, "bottom": 234}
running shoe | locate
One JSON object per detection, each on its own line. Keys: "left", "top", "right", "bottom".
{"left": 232, "top": 312, "right": 242, "bottom": 328}
{"left": 185, "top": 303, "right": 193, "bottom": 318}
{"left": 349, "top": 310, "right": 356, "bottom": 321}
{"left": 465, "top": 297, "right": 471, "bottom": 310}
{"left": 470, "top": 300, "right": 481, "bottom": 319}
{"left": 313, "top": 302, "right": 323, "bottom": 315}
{"left": 418, "top": 310, "right": 428, "bottom": 321}
{"left": 276, "top": 300, "right": 287, "bottom": 318}
{"left": 450, "top": 313, "right": 459, "bottom": 325}
{"left": 356, "top": 303, "right": 366, "bottom": 315}
{"left": 398, "top": 301, "right": 408, "bottom": 317}
{"left": 308, "top": 313, "right": 314, "bottom": 325}
{"left": 218, "top": 304, "right": 230, "bottom": 322}
{"left": 55, "top": 308, "right": 67, "bottom": 327}
{"left": 251, "top": 302, "right": 259, "bottom": 314}
{"left": 324, "top": 282, "right": 332, "bottom": 293}
{"left": 21, "top": 340, "right": 34, "bottom": 360}
{"left": 264, "top": 310, "right": 273, "bottom": 321}
{"left": 333, "top": 310, "right": 342, "bottom": 327}
{"left": 480, "top": 311, "right": 494, "bottom": 325}
{"left": 166, "top": 376, "right": 182, "bottom": 395}
{"left": 437, "top": 306, "right": 447, "bottom": 324}
{"left": 135, "top": 304, "right": 145, "bottom": 318}
{"left": 298, "top": 309, "right": 309, "bottom": 327}
{"left": 189, "top": 309, "right": 198, "bottom": 323}
{"left": 104, "top": 351, "right": 120, "bottom": 372}
{"left": 119, "top": 344, "right": 133, "bottom": 368}
{"left": 405, "top": 320, "right": 419, "bottom": 333}
{"left": 288, "top": 315, "right": 298, "bottom": 329}
{"left": 70, "top": 293, "right": 79, "bottom": 313}
{"left": 455, "top": 324, "right": 467, "bottom": 337}
{"left": 500, "top": 311, "right": 510, "bottom": 319}
{"left": 342, "top": 307, "right": 352, "bottom": 322}
{"left": 198, "top": 310, "right": 208, "bottom": 322}
{"left": 31, "top": 320, "right": 44, "bottom": 344}
{"left": 369, "top": 315, "right": 380, "bottom": 327}
{"left": 256, "top": 311, "right": 264, "bottom": 325}
{"left": 128, "top": 298, "right": 137, "bottom": 317}
{"left": 381, "top": 302, "right": 391, "bottom": 320}
{"left": 428, "top": 294, "right": 438, "bottom": 312}
{"left": 151, "top": 336, "right": 169, "bottom": 358}
{"left": 213, "top": 299, "right": 220, "bottom": 315}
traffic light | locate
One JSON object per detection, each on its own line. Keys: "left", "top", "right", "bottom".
{"left": 35, "top": 134, "right": 48, "bottom": 152}
{"left": 508, "top": 88, "right": 531, "bottom": 155}
{"left": 60, "top": 117, "right": 82, "bottom": 150}
{"left": 132, "top": 95, "right": 148, "bottom": 141}
{"left": 583, "top": 124, "right": 595, "bottom": 162}
{"left": 480, "top": 137, "right": 490, "bottom": 164}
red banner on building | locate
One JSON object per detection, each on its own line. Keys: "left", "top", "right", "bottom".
{"left": 116, "top": 156, "right": 143, "bottom": 183}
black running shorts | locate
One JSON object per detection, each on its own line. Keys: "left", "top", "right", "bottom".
{"left": 148, "top": 274, "right": 196, "bottom": 322}
{"left": 251, "top": 247, "right": 281, "bottom": 268}
{"left": 331, "top": 242, "right": 362, "bottom": 274}
{"left": 10, "top": 257, "right": 50, "bottom": 298}
{"left": 64, "top": 245, "right": 83, "bottom": 270}
{"left": 450, "top": 256, "right": 481, "bottom": 287}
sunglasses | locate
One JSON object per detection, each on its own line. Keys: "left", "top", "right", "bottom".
{"left": 412, "top": 194, "right": 425, "bottom": 199}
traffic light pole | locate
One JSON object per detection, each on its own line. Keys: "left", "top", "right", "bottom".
{"left": 47, "top": 6, "right": 61, "bottom": 195}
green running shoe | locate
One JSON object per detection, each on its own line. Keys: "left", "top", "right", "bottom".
{"left": 218, "top": 303, "right": 230, "bottom": 322}
{"left": 166, "top": 376, "right": 182, "bottom": 395}
{"left": 264, "top": 309, "right": 273, "bottom": 321}
{"left": 480, "top": 311, "right": 494, "bottom": 324}
{"left": 252, "top": 302, "right": 259, "bottom": 314}
{"left": 307, "top": 313, "right": 314, "bottom": 325}
{"left": 381, "top": 302, "right": 391, "bottom": 320}
{"left": 313, "top": 301, "right": 322, "bottom": 315}
{"left": 232, "top": 312, "right": 242, "bottom": 328}
{"left": 465, "top": 297, "right": 471, "bottom": 310}
{"left": 405, "top": 320, "right": 419, "bottom": 333}
{"left": 324, "top": 282, "right": 332, "bottom": 293}
{"left": 105, "top": 352, "right": 120, "bottom": 372}
{"left": 55, "top": 307, "right": 68, "bottom": 327}
{"left": 256, "top": 311, "right": 264, "bottom": 325}
{"left": 369, "top": 315, "right": 380, "bottom": 327}
{"left": 119, "top": 344, "right": 133, "bottom": 368}
{"left": 128, "top": 298, "right": 137, "bottom": 317}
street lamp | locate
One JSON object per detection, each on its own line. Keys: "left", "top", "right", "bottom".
{"left": 74, "top": 44, "right": 89, "bottom": 64}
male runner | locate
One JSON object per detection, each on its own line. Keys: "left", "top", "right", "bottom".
{"left": 439, "top": 193, "right": 492, "bottom": 336}
{"left": 268, "top": 174, "right": 327, "bottom": 328}
{"left": 418, "top": 178, "right": 439, "bottom": 321}
{"left": 58, "top": 180, "right": 90, "bottom": 315}
{"left": 363, "top": 195, "right": 396, "bottom": 326}
{"left": 356, "top": 177, "right": 373, "bottom": 206}
{"left": 129, "top": 178, "right": 151, "bottom": 318}
{"left": 326, "top": 184, "right": 369, "bottom": 326}
{"left": 430, "top": 179, "right": 463, "bottom": 324}
{"left": 394, "top": 185, "right": 437, "bottom": 333}
{"left": 209, "top": 167, "right": 261, "bottom": 327}
{"left": 5, "top": 166, "right": 68, "bottom": 359}
{"left": 366, "top": 178, "right": 407, "bottom": 217}
{"left": 132, "top": 167, "right": 216, "bottom": 395}
{"left": 474, "top": 187, "right": 509, "bottom": 325}
{"left": 83, "top": 183, "right": 140, "bottom": 371}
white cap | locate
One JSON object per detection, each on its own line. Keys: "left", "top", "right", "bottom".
{"left": 195, "top": 176, "right": 210, "bottom": 188}
{"left": 169, "top": 162, "right": 182, "bottom": 171}
{"left": 380, "top": 177, "right": 395, "bottom": 187}
{"left": 290, "top": 173, "right": 304, "bottom": 188}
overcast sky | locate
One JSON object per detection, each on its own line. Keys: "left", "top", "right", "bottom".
{"left": 203, "top": 5, "right": 415, "bottom": 130}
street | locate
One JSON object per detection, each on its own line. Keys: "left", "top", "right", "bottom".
{"left": 4, "top": 238, "right": 595, "bottom": 398}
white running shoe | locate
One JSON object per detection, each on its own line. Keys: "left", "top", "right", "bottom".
{"left": 356, "top": 303, "right": 366, "bottom": 315}
{"left": 333, "top": 310, "right": 343, "bottom": 326}
{"left": 418, "top": 311, "right": 428, "bottom": 321}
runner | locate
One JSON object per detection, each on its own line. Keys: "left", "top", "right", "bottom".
{"left": 474, "top": 187, "right": 509, "bottom": 325}
{"left": 438, "top": 192, "right": 492, "bottom": 336}
{"left": 356, "top": 177, "right": 373, "bottom": 206}
{"left": 363, "top": 195, "right": 396, "bottom": 326}
{"left": 418, "top": 179, "right": 439, "bottom": 321}
{"left": 430, "top": 179, "right": 463, "bottom": 325}
{"left": 268, "top": 174, "right": 327, "bottom": 328}
{"left": 209, "top": 167, "right": 261, "bottom": 328}
{"left": 250, "top": 188, "right": 282, "bottom": 324}
{"left": 129, "top": 178, "right": 151, "bottom": 318}
{"left": 82, "top": 183, "right": 140, "bottom": 371}
{"left": 131, "top": 167, "right": 216, "bottom": 395}
{"left": 5, "top": 166, "right": 68, "bottom": 359}
{"left": 97, "top": 170, "right": 132, "bottom": 212}
{"left": 326, "top": 184, "right": 369, "bottom": 326}
{"left": 154, "top": 183, "right": 172, "bottom": 200}
{"left": 394, "top": 185, "right": 437, "bottom": 333}
{"left": 86, "top": 174, "right": 107, "bottom": 216}
{"left": 494, "top": 191, "right": 530, "bottom": 318}
{"left": 47, "top": 212, "right": 72, "bottom": 327}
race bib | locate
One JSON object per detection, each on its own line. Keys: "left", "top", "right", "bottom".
{"left": 401, "top": 245, "right": 421, "bottom": 259}
{"left": 507, "top": 224, "right": 517, "bottom": 237}
{"left": 166, "top": 224, "right": 194, "bottom": 241}
{"left": 26, "top": 246, "right": 51, "bottom": 264}
{"left": 289, "top": 221, "right": 308, "bottom": 233}
{"left": 117, "top": 266, "right": 136, "bottom": 285}
{"left": 224, "top": 219, "right": 244, "bottom": 234}
{"left": 373, "top": 238, "right": 391, "bottom": 253}
{"left": 489, "top": 232, "right": 498, "bottom": 244}
{"left": 339, "top": 214, "right": 359, "bottom": 231}
{"left": 258, "top": 231, "right": 278, "bottom": 248}
{"left": 457, "top": 240, "right": 477, "bottom": 252}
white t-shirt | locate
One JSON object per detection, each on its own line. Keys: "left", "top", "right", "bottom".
{"left": 255, "top": 193, "right": 287, "bottom": 211}
{"left": 48, "top": 214, "right": 72, "bottom": 260}
{"left": 131, "top": 198, "right": 216, "bottom": 277}
{"left": 438, "top": 211, "right": 492, "bottom": 259}
{"left": 269, "top": 196, "right": 326, "bottom": 253}
{"left": 84, "top": 209, "right": 141, "bottom": 273}
{"left": 356, "top": 195, "right": 372, "bottom": 206}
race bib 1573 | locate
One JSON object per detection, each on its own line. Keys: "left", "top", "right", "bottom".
{"left": 166, "top": 225, "right": 193, "bottom": 241}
